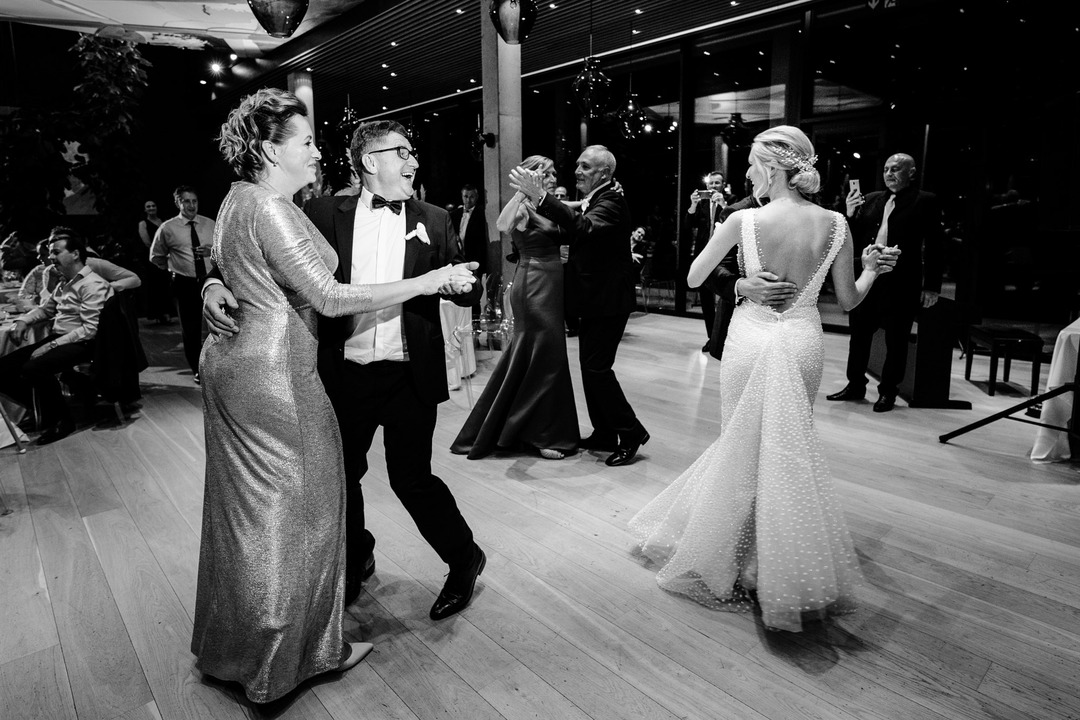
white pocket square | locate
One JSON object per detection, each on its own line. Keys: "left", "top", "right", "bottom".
{"left": 404, "top": 222, "right": 430, "bottom": 244}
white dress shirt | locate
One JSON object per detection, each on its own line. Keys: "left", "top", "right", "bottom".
{"left": 344, "top": 187, "right": 409, "bottom": 364}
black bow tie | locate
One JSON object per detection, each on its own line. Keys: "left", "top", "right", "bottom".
{"left": 371, "top": 194, "right": 403, "bottom": 214}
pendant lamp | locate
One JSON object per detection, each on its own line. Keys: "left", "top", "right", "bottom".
{"left": 247, "top": 0, "right": 309, "bottom": 38}
{"left": 572, "top": 1, "right": 613, "bottom": 119}
{"left": 489, "top": 0, "right": 538, "bottom": 44}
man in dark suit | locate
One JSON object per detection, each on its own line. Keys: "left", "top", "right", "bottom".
{"left": 511, "top": 145, "right": 649, "bottom": 467}
{"left": 450, "top": 183, "right": 489, "bottom": 316}
{"left": 203, "top": 120, "right": 486, "bottom": 621}
{"left": 826, "top": 152, "right": 944, "bottom": 412}
{"left": 685, "top": 171, "right": 729, "bottom": 352}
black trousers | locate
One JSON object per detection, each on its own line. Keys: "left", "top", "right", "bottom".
{"left": 330, "top": 360, "right": 475, "bottom": 588}
{"left": 171, "top": 274, "right": 204, "bottom": 374}
{"left": 578, "top": 314, "right": 640, "bottom": 440}
{"left": 698, "top": 285, "right": 716, "bottom": 340}
{"left": 0, "top": 334, "right": 94, "bottom": 427}
{"left": 845, "top": 299, "right": 916, "bottom": 398}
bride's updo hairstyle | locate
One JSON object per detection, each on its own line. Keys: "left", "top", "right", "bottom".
{"left": 219, "top": 88, "right": 309, "bottom": 183}
{"left": 748, "top": 125, "right": 820, "bottom": 201}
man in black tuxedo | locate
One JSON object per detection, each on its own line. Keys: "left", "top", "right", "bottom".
{"left": 203, "top": 120, "right": 486, "bottom": 621}
{"left": 685, "top": 171, "right": 729, "bottom": 352}
{"left": 450, "top": 184, "right": 489, "bottom": 316}
{"left": 827, "top": 152, "right": 944, "bottom": 412}
{"left": 511, "top": 145, "right": 648, "bottom": 467}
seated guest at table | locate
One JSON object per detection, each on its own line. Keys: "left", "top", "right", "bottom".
{"left": 0, "top": 228, "right": 112, "bottom": 444}
{"left": 451, "top": 155, "right": 580, "bottom": 460}
{"left": 17, "top": 240, "right": 53, "bottom": 308}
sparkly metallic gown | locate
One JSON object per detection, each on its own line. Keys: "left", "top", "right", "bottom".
{"left": 629, "top": 209, "right": 863, "bottom": 632}
{"left": 450, "top": 208, "right": 579, "bottom": 458}
{"left": 192, "top": 182, "right": 374, "bottom": 702}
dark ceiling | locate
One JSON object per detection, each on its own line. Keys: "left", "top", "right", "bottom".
{"left": 214, "top": 0, "right": 820, "bottom": 120}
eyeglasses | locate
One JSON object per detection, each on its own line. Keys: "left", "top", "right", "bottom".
{"left": 367, "top": 146, "right": 418, "bottom": 161}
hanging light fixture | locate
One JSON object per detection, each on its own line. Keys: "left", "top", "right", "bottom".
{"left": 721, "top": 111, "right": 749, "bottom": 147}
{"left": 618, "top": 14, "right": 648, "bottom": 139}
{"left": 572, "top": 0, "right": 614, "bottom": 119}
{"left": 489, "top": 0, "right": 539, "bottom": 44}
{"left": 247, "top": 0, "right": 309, "bottom": 38}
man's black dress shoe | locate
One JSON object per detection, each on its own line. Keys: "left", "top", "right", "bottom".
{"left": 430, "top": 546, "right": 486, "bottom": 621}
{"left": 36, "top": 421, "right": 74, "bottom": 446}
{"left": 605, "top": 427, "right": 650, "bottom": 467}
{"left": 701, "top": 341, "right": 711, "bottom": 353}
{"left": 873, "top": 395, "right": 896, "bottom": 413}
{"left": 345, "top": 553, "right": 377, "bottom": 606}
{"left": 825, "top": 385, "right": 866, "bottom": 402}
{"left": 579, "top": 433, "right": 618, "bottom": 451}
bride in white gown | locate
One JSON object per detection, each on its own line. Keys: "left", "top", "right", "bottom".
{"left": 629, "top": 126, "right": 896, "bottom": 632}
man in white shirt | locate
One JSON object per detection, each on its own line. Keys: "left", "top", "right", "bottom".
{"left": 0, "top": 228, "right": 113, "bottom": 444}
{"left": 150, "top": 185, "right": 215, "bottom": 381}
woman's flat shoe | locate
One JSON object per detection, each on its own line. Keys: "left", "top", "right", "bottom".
{"left": 339, "top": 642, "right": 373, "bottom": 671}
{"left": 539, "top": 448, "right": 566, "bottom": 460}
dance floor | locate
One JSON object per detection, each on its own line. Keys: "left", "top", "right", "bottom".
{"left": 1, "top": 311, "right": 1078, "bottom": 720}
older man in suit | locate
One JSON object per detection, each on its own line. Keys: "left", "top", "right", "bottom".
{"left": 511, "top": 145, "right": 648, "bottom": 467}
{"left": 450, "top": 183, "right": 490, "bottom": 316}
{"left": 827, "top": 152, "right": 944, "bottom": 412}
{"left": 203, "top": 120, "right": 485, "bottom": 621}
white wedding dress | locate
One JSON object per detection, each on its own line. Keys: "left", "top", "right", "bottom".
{"left": 629, "top": 208, "right": 863, "bottom": 632}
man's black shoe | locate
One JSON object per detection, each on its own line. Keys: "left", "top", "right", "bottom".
{"left": 873, "top": 395, "right": 896, "bottom": 413}
{"left": 605, "top": 426, "right": 650, "bottom": 467}
{"left": 701, "top": 341, "right": 711, "bottom": 353}
{"left": 345, "top": 553, "right": 377, "bottom": 606}
{"left": 430, "top": 546, "right": 486, "bottom": 621}
{"left": 36, "top": 421, "right": 74, "bottom": 446}
{"left": 579, "top": 433, "right": 618, "bottom": 451}
{"left": 826, "top": 385, "right": 866, "bottom": 402}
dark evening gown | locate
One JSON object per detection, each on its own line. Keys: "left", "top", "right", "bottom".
{"left": 192, "top": 182, "right": 375, "bottom": 702}
{"left": 451, "top": 207, "right": 580, "bottom": 458}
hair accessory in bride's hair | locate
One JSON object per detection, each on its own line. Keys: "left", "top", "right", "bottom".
{"left": 770, "top": 144, "right": 818, "bottom": 174}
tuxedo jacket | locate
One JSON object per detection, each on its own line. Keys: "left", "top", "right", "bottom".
{"left": 685, "top": 200, "right": 725, "bottom": 257}
{"left": 849, "top": 187, "right": 945, "bottom": 306}
{"left": 450, "top": 205, "right": 489, "bottom": 275}
{"left": 537, "top": 184, "right": 635, "bottom": 319}
{"left": 306, "top": 194, "right": 479, "bottom": 407}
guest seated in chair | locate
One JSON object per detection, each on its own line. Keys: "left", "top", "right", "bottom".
{"left": 0, "top": 227, "right": 113, "bottom": 444}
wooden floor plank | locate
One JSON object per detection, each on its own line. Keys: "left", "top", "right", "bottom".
{"left": 19, "top": 446, "right": 153, "bottom": 720}
{"left": 0, "top": 456, "right": 59, "bottom": 667}
{"left": 82, "top": 508, "right": 246, "bottom": 720}
{"left": 0, "top": 644, "right": 77, "bottom": 720}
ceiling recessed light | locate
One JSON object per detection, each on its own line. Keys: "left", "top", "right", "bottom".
{"left": 382, "top": 85, "right": 389, "bottom": 90}
{"left": 305, "top": 67, "right": 313, "bottom": 72}
{"left": 390, "top": 41, "right": 397, "bottom": 46}
{"left": 382, "top": 63, "right": 388, "bottom": 68}
{"left": 455, "top": 7, "right": 463, "bottom": 13}
{"left": 390, "top": 72, "right": 397, "bottom": 77}
{"left": 210, "top": 62, "right": 222, "bottom": 73}
{"left": 199, "top": 80, "right": 207, "bottom": 85}
{"left": 469, "top": 78, "right": 476, "bottom": 83}
{"left": 229, "top": 53, "right": 237, "bottom": 61}
{"left": 703, "top": 51, "right": 711, "bottom": 56}
{"left": 549, "top": 2, "right": 557, "bottom": 7}
{"left": 632, "top": 29, "right": 640, "bottom": 34}
{"left": 634, "top": 8, "right": 643, "bottom": 13}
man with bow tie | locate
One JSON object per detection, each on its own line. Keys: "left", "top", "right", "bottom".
{"left": 827, "top": 152, "right": 945, "bottom": 413}
{"left": 511, "top": 145, "right": 650, "bottom": 467}
{"left": 203, "top": 120, "right": 486, "bottom": 621}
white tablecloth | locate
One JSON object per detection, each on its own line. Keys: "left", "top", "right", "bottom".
{"left": 0, "top": 311, "right": 41, "bottom": 449}
{"left": 1031, "top": 318, "right": 1079, "bottom": 462}
{"left": 440, "top": 300, "right": 476, "bottom": 390}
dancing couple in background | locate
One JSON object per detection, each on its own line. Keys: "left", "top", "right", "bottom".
{"left": 630, "top": 125, "right": 899, "bottom": 632}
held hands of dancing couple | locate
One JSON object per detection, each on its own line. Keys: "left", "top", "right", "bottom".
{"left": 202, "top": 260, "right": 479, "bottom": 337}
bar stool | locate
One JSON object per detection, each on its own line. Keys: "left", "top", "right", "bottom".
{"left": 964, "top": 325, "right": 1043, "bottom": 396}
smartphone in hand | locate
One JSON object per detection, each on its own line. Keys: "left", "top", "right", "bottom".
{"left": 849, "top": 178, "right": 861, "bottom": 194}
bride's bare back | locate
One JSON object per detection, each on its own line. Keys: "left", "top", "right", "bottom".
{"left": 747, "top": 199, "right": 839, "bottom": 313}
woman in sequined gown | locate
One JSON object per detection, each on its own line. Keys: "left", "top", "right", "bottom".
{"left": 628, "top": 126, "right": 894, "bottom": 632}
{"left": 192, "top": 89, "right": 476, "bottom": 703}
{"left": 451, "top": 155, "right": 579, "bottom": 459}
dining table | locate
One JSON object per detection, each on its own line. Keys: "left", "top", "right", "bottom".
{"left": 1030, "top": 317, "right": 1080, "bottom": 463}
{"left": 0, "top": 287, "right": 41, "bottom": 449}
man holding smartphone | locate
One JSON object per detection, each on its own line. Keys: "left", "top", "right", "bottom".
{"left": 685, "top": 171, "right": 729, "bottom": 352}
{"left": 827, "top": 153, "right": 944, "bottom": 412}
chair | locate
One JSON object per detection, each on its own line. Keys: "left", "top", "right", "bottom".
{"left": 66, "top": 293, "right": 147, "bottom": 423}
{"left": 964, "top": 325, "right": 1043, "bottom": 396}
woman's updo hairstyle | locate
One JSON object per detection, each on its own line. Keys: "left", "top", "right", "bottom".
{"left": 219, "top": 88, "right": 309, "bottom": 183}
{"left": 749, "top": 125, "right": 820, "bottom": 200}
{"left": 520, "top": 154, "right": 553, "bottom": 174}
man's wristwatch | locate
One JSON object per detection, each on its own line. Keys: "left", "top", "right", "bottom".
{"left": 49, "top": 340, "right": 59, "bottom": 350}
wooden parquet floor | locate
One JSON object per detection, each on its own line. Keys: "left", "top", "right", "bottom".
{"left": 1, "top": 312, "right": 1078, "bottom": 720}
